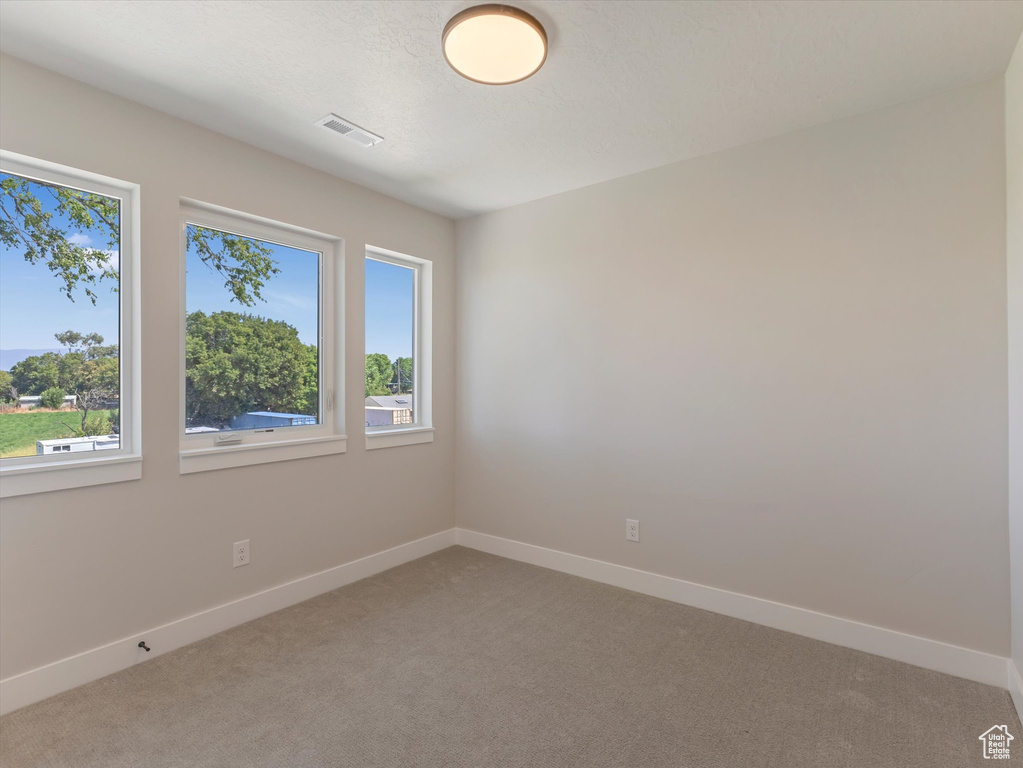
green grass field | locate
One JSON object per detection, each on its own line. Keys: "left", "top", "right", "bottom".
{"left": 0, "top": 410, "right": 115, "bottom": 458}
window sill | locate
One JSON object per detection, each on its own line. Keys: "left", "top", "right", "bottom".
{"left": 179, "top": 434, "right": 347, "bottom": 474}
{"left": 0, "top": 454, "right": 142, "bottom": 498}
{"left": 365, "top": 427, "right": 434, "bottom": 451}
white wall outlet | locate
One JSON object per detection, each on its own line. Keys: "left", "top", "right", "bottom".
{"left": 626, "top": 519, "right": 640, "bottom": 542}
{"left": 233, "top": 539, "right": 250, "bottom": 568}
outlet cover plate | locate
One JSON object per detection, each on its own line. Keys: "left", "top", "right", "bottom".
{"left": 234, "top": 539, "right": 250, "bottom": 567}
{"left": 626, "top": 519, "right": 640, "bottom": 542}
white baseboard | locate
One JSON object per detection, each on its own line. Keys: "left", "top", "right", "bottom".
{"left": 455, "top": 528, "right": 1008, "bottom": 689}
{"left": 0, "top": 528, "right": 457, "bottom": 715}
{"left": 1009, "top": 660, "right": 1023, "bottom": 725}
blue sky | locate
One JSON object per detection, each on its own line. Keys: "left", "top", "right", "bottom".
{"left": 186, "top": 230, "right": 320, "bottom": 345}
{"left": 365, "top": 258, "right": 413, "bottom": 361}
{"left": 1, "top": 171, "right": 414, "bottom": 365}
{"left": 0, "top": 173, "right": 121, "bottom": 351}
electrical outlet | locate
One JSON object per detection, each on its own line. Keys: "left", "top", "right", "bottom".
{"left": 626, "top": 519, "right": 640, "bottom": 542}
{"left": 233, "top": 539, "right": 250, "bottom": 568}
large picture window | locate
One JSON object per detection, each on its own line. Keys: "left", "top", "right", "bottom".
{"left": 0, "top": 153, "right": 140, "bottom": 496}
{"left": 179, "top": 204, "right": 344, "bottom": 473}
{"left": 365, "top": 247, "right": 432, "bottom": 449}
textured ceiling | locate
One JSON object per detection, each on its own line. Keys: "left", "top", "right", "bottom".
{"left": 1, "top": 0, "right": 1021, "bottom": 219}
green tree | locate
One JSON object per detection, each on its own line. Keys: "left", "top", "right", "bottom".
{"left": 53, "top": 330, "right": 104, "bottom": 355}
{"left": 297, "top": 344, "right": 319, "bottom": 418}
{"left": 61, "top": 412, "right": 111, "bottom": 438}
{"left": 10, "top": 353, "right": 60, "bottom": 395}
{"left": 365, "top": 353, "right": 392, "bottom": 397}
{"left": 0, "top": 173, "right": 280, "bottom": 306}
{"left": 392, "top": 357, "right": 413, "bottom": 394}
{"left": 54, "top": 330, "right": 118, "bottom": 433}
{"left": 185, "top": 311, "right": 311, "bottom": 427}
{"left": 79, "top": 412, "right": 112, "bottom": 437}
{"left": 39, "top": 386, "right": 66, "bottom": 410}
{"left": 0, "top": 370, "right": 15, "bottom": 403}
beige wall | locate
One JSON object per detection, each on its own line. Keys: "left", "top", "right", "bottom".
{"left": 0, "top": 55, "right": 456, "bottom": 679}
{"left": 1008, "top": 32, "right": 1023, "bottom": 668}
{"left": 456, "top": 80, "right": 1009, "bottom": 655}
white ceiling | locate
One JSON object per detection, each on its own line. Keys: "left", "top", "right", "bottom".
{"left": 1, "top": 1, "right": 1021, "bottom": 219}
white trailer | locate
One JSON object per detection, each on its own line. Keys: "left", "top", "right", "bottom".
{"left": 37, "top": 435, "right": 119, "bottom": 455}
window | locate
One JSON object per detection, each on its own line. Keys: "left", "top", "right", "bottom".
{"left": 365, "top": 247, "right": 433, "bottom": 450}
{"left": 0, "top": 152, "right": 140, "bottom": 497}
{"left": 179, "top": 204, "right": 344, "bottom": 473}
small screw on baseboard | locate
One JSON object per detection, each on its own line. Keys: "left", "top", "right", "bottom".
{"left": 138, "top": 641, "right": 151, "bottom": 652}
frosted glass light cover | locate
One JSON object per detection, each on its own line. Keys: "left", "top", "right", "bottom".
{"left": 443, "top": 5, "right": 547, "bottom": 85}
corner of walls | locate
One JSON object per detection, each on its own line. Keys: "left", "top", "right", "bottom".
{"left": 1007, "top": 29, "right": 1023, "bottom": 709}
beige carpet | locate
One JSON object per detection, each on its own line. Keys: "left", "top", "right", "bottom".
{"left": 0, "top": 546, "right": 1017, "bottom": 767}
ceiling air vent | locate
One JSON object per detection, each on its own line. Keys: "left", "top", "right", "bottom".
{"left": 315, "top": 113, "right": 384, "bottom": 147}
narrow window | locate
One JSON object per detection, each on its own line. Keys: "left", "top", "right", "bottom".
{"left": 365, "top": 247, "right": 433, "bottom": 449}
{"left": 0, "top": 153, "right": 140, "bottom": 496}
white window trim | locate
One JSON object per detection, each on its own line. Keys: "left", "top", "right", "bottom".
{"left": 0, "top": 152, "right": 142, "bottom": 498}
{"left": 178, "top": 201, "right": 345, "bottom": 474}
{"left": 365, "top": 246, "right": 433, "bottom": 451}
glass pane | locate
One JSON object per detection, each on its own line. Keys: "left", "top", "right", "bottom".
{"left": 365, "top": 257, "right": 414, "bottom": 428}
{"left": 185, "top": 224, "right": 319, "bottom": 434}
{"left": 0, "top": 172, "right": 121, "bottom": 458}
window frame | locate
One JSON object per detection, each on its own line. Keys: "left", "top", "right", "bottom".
{"left": 0, "top": 151, "right": 142, "bottom": 497}
{"left": 364, "top": 246, "right": 433, "bottom": 450}
{"left": 178, "top": 202, "right": 345, "bottom": 473}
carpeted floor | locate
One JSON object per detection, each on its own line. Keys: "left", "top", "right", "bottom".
{"left": 0, "top": 546, "right": 1017, "bottom": 767}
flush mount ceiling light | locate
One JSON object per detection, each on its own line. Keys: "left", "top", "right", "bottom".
{"left": 443, "top": 4, "right": 548, "bottom": 85}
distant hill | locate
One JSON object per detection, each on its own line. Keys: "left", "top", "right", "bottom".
{"left": 0, "top": 349, "right": 62, "bottom": 371}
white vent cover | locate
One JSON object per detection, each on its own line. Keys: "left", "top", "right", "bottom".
{"left": 315, "top": 114, "right": 384, "bottom": 147}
